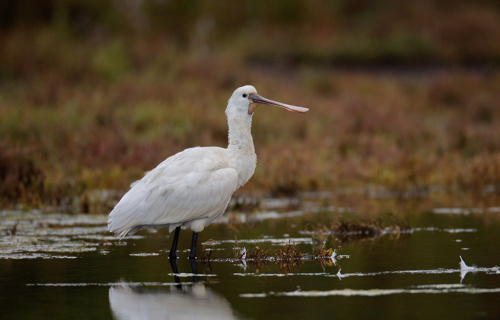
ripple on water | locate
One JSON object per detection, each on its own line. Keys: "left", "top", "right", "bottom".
{"left": 240, "top": 287, "right": 500, "bottom": 298}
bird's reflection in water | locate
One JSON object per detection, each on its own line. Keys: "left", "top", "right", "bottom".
{"left": 109, "top": 260, "right": 239, "bottom": 320}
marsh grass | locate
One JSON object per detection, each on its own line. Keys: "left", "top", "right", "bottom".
{"left": 230, "top": 237, "right": 331, "bottom": 262}
{"left": 313, "top": 246, "right": 335, "bottom": 260}
{"left": 1, "top": 1, "right": 500, "bottom": 210}
{"left": 199, "top": 243, "right": 213, "bottom": 262}
{"left": 277, "top": 243, "right": 305, "bottom": 261}
{"left": 211, "top": 241, "right": 335, "bottom": 273}
{"left": 2, "top": 65, "right": 499, "bottom": 210}
{"left": 305, "top": 214, "right": 411, "bottom": 244}
{"left": 244, "top": 245, "right": 271, "bottom": 261}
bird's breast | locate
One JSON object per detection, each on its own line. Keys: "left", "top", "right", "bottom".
{"left": 229, "top": 151, "right": 257, "bottom": 188}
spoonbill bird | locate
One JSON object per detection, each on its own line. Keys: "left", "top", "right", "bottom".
{"left": 107, "top": 85, "right": 308, "bottom": 259}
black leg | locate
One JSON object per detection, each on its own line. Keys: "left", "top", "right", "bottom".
{"left": 168, "top": 227, "right": 181, "bottom": 260}
{"left": 189, "top": 231, "right": 198, "bottom": 260}
{"left": 168, "top": 257, "right": 182, "bottom": 289}
{"left": 190, "top": 258, "right": 198, "bottom": 283}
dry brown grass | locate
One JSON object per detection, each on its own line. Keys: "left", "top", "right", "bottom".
{"left": 1, "top": 1, "right": 500, "bottom": 210}
{"left": 304, "top": 213, "right": 411, "bottom": 244}
{"left": 230, "top": 242, "right": 334, "bottom": 273}
{"left": 2, "top": 64, "right": 500, "bottom": 209}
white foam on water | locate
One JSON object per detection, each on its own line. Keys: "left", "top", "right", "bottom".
{"left": 240, "top": 286, "right": 500, "bottom": 298}
{"left": 334, "top": 268, "right": 458, "bottom": 279}
{"left": 75, "top": 235, "right": 145, "bottom": 240}
{"left": 444, "top": 228, "right": 477, "bottom": 233}
{"left": 412, "top": 284, "right": 465, "bottom": 289}
{"left": 235, "top": 267, "right": 461, "bottom": 279}
{"left": 0, "top": 253, "right": 78, "bottom": 260}
{"left": 129, "top": 253, "right": 160, "bottom": 257}
{"left": 234, "top": 272, "right": 328, "bottom": 277}
{"left": 299, "top": 226, "right": 477, "bottom": 237}
{"left": 218, "top": 238, "right": 313, "bottom": 245}
{"left": 235, "top": 257, "right": 499, "bottom": 281}
{"left": 166, "top": 273, "right": 218, "bottom": 278}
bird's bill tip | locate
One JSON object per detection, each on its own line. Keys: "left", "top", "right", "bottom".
{"left": 287, "top": 105, "right": 309, "bottom": 113}
{"left": 248, "top": 93, "right": 309, "bottom": 114}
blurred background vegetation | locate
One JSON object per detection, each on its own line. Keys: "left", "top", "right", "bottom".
{"left": 1, "top": 0, "right": 500, "bottom": 211}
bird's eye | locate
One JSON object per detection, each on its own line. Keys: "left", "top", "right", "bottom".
{"left": 242, "top": 93, "right": 247, "bottom": 98}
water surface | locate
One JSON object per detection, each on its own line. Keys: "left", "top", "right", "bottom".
{"left": 1, "top": 195, "right": 499, "bottom": 319}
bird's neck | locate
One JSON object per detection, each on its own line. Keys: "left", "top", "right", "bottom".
{"left": 227, "top": 114, "right": 257, "bottom": 187}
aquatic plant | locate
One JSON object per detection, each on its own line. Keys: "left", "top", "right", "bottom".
{"left": 277, "top": 243, "right": 304, "bottom": 261}
{"left": 303, "top": 215, "right": 411, "bottom": 243}
{"left": 244, "top": 245, "right": 272, "bottom": 261}
{"left": 313, "top": 246, "right": 335, "bottom": 260}
{"left": 199, "top": 243, "right": 213, "bottom": 262}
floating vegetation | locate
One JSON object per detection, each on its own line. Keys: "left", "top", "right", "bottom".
{"left": 333, "top": 218, "right": 384, "bottom": 238}
{"left": 197, "top": 236, "right": 339, "bottom": 274}
{"left": 243, "top": 245, "right": 271, "bottom": 261}
{"left": 277, "top": 243, "right": 304, "bottom": 261}
{"left": 235, "top": 240, "right": 334, "bottom": 263}
{"left": 313, "top": 247, "right": 336, "bottom": 260}
{"left": 302, "top": 215, "right": 411, "bottom": 243}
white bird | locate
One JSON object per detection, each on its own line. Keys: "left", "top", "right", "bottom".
{"left": 107, "top": 85, "right": 308, "bottom": 259}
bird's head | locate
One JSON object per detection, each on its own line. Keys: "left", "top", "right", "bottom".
{"left": 226, "top": 85, "right": 309, "bottom": 118}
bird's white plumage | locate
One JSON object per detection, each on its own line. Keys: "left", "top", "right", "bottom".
{"left": 109, "top": 283, "right": 237, "bottom": 320}
{"left": 108, "top": 147, "right": 239, "bottom": 236}
{"left": 107, "top": 85, "right": 307, "bottom": 237}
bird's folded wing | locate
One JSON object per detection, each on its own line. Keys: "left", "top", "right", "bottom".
{"left": 107, "top": 147, "right": 238, "bottom": 236}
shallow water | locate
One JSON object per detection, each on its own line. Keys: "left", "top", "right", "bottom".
{"left": 1, "top": 196, "right": 499, "bottom": 320}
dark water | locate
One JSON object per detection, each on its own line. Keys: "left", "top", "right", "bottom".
{"left": 1, "top": 196, "right": 499, "bottom": 320}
